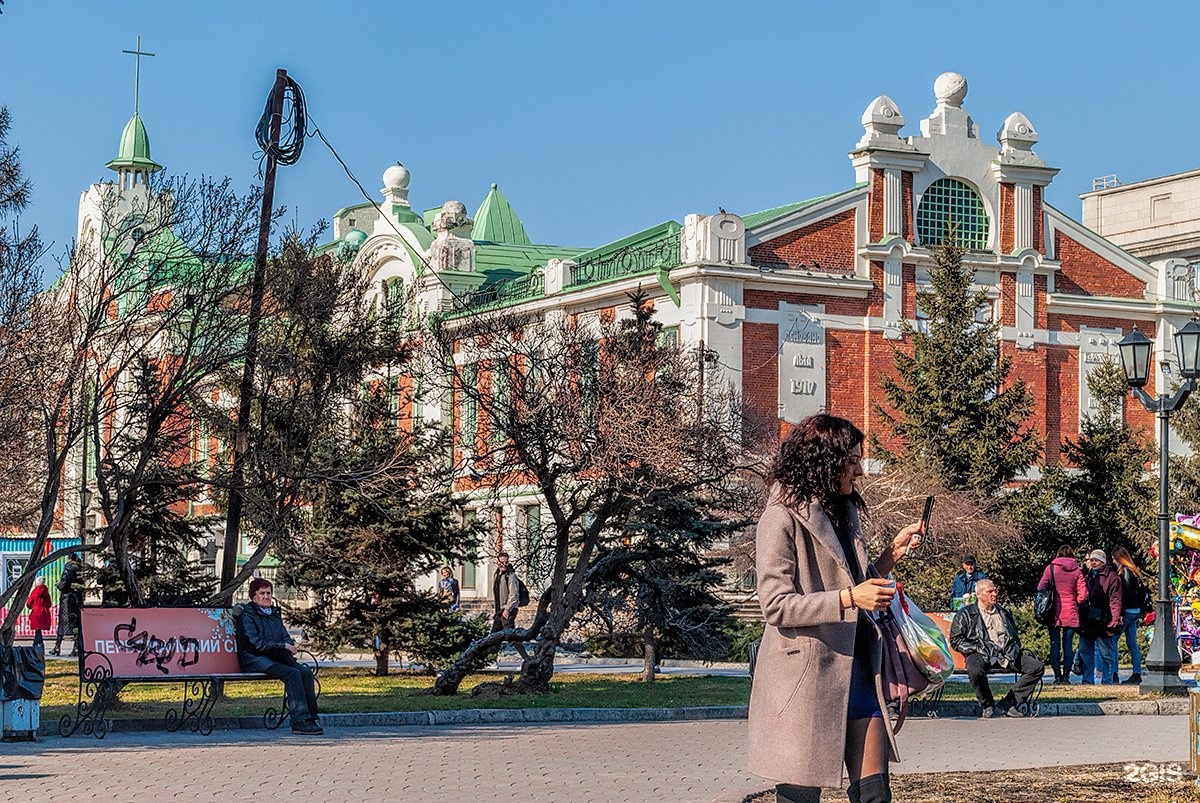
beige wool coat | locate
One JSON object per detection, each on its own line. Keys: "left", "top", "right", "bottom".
{"left": 747, "top": 495, "right": 900, "bottom": 788}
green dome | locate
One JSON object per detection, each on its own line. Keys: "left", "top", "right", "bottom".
{"left": 106, "top": 113, "right": 162, "bottom": 173}
{"left": 343, "top": 228, "right": 368, "bottom": 246}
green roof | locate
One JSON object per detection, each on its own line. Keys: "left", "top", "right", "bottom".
{"left": 106, "top": 113, "right": 162, "bottom": 173}
{"left": 471, "top": 184, "right": 530, "bottom": 245}
{"left": 742, "top": 186, "right": 863, "bottom": 228}
{"left": 569, "top": 220, "right": 681, "bottom": 265}
{"left": 475, "top": 243, "right": 585, "bottom": 287}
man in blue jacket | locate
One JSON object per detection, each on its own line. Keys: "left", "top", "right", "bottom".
{"left": 237, "top": 577, "right": 322, "bottom": 735}
{"left": 950, "top": 554, "right": 988, "bottom": 609}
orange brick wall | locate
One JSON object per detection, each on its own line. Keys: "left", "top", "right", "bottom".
{"left": 902, "top": 172, "right": 914, "bottom": 242}
{"left": 1033, "top": 187, "right": 1044, "bottom": 254}
{"left": 870, "top": 169, "right": 884, "bottom": 242}
{"left": 1054, "top": 232, "right": 1146, "bottom": 298}
{"left": 747, "top": 210, "right": 857, "bottom": 273}
{"left": 999, "top": 183, "right": 1014, "bottom": 255}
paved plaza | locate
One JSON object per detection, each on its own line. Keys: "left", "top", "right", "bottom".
{"left": 0, "top": 714, "right": 1188, "bottom": 802}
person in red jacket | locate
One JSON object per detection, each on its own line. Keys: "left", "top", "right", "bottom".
{"left": 25, "top": 576, "right": 52, "bottom": 638}
{"left": 1036, "top": 546, "right": 1087, "bottom": 684}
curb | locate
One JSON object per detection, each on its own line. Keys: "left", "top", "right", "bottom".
{"left": 35, "top": 698, "right": 1189, "bottom": 738}
{"left": 38, "top": 705, "right": 749, "bottom": 737}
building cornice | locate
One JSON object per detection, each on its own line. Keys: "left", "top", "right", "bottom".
{"left": 1046, "top": 292, "right": 1157, "bottom": 318}
{"left": 746, "top": 188, "right": 868, "bottom": 247}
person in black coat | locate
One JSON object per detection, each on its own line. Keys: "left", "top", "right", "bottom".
{"left": 236, "top": 577, "right": 322, "bottom": 735}
{"left": 52, "top": 554, "right": 83, "bottom": 657}
{"left": 949, "top": 579, "right": 1044, "bottom": 718}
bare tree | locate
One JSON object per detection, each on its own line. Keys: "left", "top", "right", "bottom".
{"left": 426, "top": 291, "right": 752, "bottom": 694}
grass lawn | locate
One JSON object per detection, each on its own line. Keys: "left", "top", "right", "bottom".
{"left": 39, "top": 659, "right": 1175, "bottom": 723}
{"left": 39, "top": 663, "right": 751, "bottom": 721}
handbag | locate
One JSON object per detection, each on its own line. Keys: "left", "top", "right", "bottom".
{"left": 1139, "top": 583, "right": 1154, "bottom": 615}
{"left": 1034, "top": 565, "right": 1057, "bottom": 626}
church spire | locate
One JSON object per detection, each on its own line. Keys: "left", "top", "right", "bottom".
{"left": 107, "top": 36, "right": 162, "bottom": 190}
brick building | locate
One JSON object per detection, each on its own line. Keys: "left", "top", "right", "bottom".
{"left": 327, "top": 71, "right": 1184, "bottom": 604}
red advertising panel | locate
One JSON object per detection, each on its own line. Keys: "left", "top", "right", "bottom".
{"left": 81, "top": 607, "right": 240, "bottom": 677}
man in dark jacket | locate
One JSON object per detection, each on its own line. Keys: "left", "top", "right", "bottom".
{"left": 950, "top": 579, "right": 1044, "bottom": 718}
{"left": 1076, "top": 549, "right": 1122, "bottom": 685}
{"left": 491, "top": 552, "right": 520, "bottom": 632}
{"left": 949, "top": 554, "right": 988, "bottom": 609}
{"left": 236, "top": 577, "right": 322, "bottom": 735}
{"left": 52, "top": 554, "right": 83, "bottom": 657}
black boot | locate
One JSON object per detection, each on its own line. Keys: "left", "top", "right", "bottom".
{"left": 775, "top": 783, "right": 821, "bottom": 803}
{"left": 853, "top": 772, "right": 892, "bottom": 803}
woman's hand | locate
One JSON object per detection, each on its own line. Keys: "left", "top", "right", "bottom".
{"left": 850, "top": 578, "right": 896, "bottom": 612}
{"left": 890, "top": 522, "right": 924, "bottom": 563}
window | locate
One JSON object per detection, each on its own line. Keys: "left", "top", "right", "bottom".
{"left": 462, "top": 510, "right": 478, "bottom": 588}
{"left": 490, "top": 359, "right": 510, "bottom": 445}
{"left": 657, "top": 325, "right": 679, "bottom": 348}
{"left": 458, "top": 364, "right": 477, "bottom": 449}
{"left": 916, "top": 178, "right": 989, "bottom": 251}
{"left": 382, "top": 277, "right": 404, "bottom": 314}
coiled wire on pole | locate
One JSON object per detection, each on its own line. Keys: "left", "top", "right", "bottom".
{"left": 255, "top": 73, "right": 305, "bottom": 167}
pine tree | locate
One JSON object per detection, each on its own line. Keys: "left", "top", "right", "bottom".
{"left": 282, "top": 394, "right": 484, "bottom": 675}
{"left": 874, "top": 238, "right": 1040, "bottom": 497}
{"left": 999, "top": 359, "right": 1155, "bottom": 595}
{"left": 582, "top": 490, "right": 742, "bottom": 681}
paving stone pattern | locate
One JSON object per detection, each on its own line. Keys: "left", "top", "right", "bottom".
{"left": 0, "top": 715, "right": 1189, "bottom": 802}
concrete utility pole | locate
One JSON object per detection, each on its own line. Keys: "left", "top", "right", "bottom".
{"left": 219, "top": 69, "right": 288, "bottom": 599}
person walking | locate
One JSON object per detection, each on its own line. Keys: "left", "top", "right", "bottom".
{"left": 1112, "top": 546, "right": 1145, "bottom": 684}
{"left": 438, "top": 566, "right": 461, "bottom": 613}
{"left": 1036, "top": 546, "right": 1085, "bottom": 684}
{"left": 748, "top": 414, "right": 923, "bottom": 803}
{"left": 25, "top": 577, "right": 52, "bottom": 639}
{"left": 1076, "top": 549, "right": 1122, "bottom": 684}
{"left": 52, "top": 553, "right": 83, "bottom": 656}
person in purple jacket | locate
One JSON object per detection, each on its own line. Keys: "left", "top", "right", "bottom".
{"left": 1036, "top": 546, "right": 1086, "bottom": 684}
{"left": 1076, "top": 549, "right": 1123, "bottom": 684}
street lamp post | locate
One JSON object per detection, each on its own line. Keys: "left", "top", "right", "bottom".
{"left": 1117, "top": 321, "right": 1200, "bottom": 694}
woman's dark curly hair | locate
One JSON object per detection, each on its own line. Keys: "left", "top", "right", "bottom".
{"left": 768, "top": 413, "right": 865, "bottom": 512}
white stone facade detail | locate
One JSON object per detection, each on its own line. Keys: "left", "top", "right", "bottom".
{"left": 777, "top": 302, "right": 826, "bottom": 423}
{"left": 681, "top": 213, "right": 746, "bottom": 265}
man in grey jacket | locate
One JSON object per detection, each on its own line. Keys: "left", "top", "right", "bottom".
{"left": 491, "top": 552, "right": 520, "bottom": 632}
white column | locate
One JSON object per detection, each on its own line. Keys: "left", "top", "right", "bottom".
{"left": 884, "top": 168, "right": 902, "bottom": 237}
{"left": 1013, "top": 183, "right": 1033, "bottom": 252}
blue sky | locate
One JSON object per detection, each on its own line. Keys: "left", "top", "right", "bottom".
{"left": 3, "top": 1, "right": 1199, "bottom": 283}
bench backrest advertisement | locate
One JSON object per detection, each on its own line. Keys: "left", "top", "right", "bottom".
{"left": 80, "top": 607, "right": 240, "bottom": 677}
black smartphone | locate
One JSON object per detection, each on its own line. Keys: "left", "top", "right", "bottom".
{"left": 907, "top": 496, "right": 934, "bottom": 557}
{"left": 920, "top": 495, "right": 935, "bottom": 533}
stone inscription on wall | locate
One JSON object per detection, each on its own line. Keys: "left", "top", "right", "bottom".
{"left": 1078, "top": 327, "right": 1121, "bottom": 425}
{"left": 778, "top": 303, "right": 826, "bottom": 423}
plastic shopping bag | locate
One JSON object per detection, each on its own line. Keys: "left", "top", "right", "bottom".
{"left": 892, "top": 582, "right": 954, "bottom": 686}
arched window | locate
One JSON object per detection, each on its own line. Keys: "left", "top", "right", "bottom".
{"left": 916, "top": 178, "right": 989, "bottom": 250}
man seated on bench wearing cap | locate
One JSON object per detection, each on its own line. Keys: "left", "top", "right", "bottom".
{"left": 237, "top": 578, "right": 323, "bottom": 735}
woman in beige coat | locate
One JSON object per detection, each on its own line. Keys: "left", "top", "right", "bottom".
{"left": 749, "top": 414, "right": 923, "bottom": 803}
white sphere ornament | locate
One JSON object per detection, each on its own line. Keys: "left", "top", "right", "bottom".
{"left": 382, "top": 162, "right": 410, "bottom": 190}
{"left": 933, "top": 72, "right": 968, "bottom": 108}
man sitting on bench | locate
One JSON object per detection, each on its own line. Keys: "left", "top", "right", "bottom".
{"left": 949, "top": 578, "right": 1043, "bottom": 719}
{"left": 237, "top": 578, "right": 323, "bottom": 735}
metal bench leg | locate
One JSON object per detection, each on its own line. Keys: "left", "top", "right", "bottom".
{"left": 168, "top": 678, "right": 218, "bottom": 736}
{"left": 59, "top": 652, "right": 114, "bottom": 740}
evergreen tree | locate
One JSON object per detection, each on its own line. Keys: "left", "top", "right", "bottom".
{"left": 1000, "top": 359, "right": 1155, "bottom": 595}
{"left": 874, "top": 237, "right": 1040, "bottom": 497}
{"left": 282, "top": 394, "right": 483, "bottom": 675}
{"left": 581, "top": 490, "right": 743, "bottom": 681}
{"left": 1166, "top": 385, "right": 1200, "bottom": 515}
{"left": 1053, "top": 359, "right": 1155, "bottom": 559}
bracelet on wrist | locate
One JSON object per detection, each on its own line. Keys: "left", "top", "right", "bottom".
{"left": 846, "top": 585, "right": 858, "bottom": 610}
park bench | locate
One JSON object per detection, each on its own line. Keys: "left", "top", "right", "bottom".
{"left": 59, "top": 606, "right": 320, "bottom": 739}
{"left": 906, "top": 611, "right": 1043, "bottom": 718}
